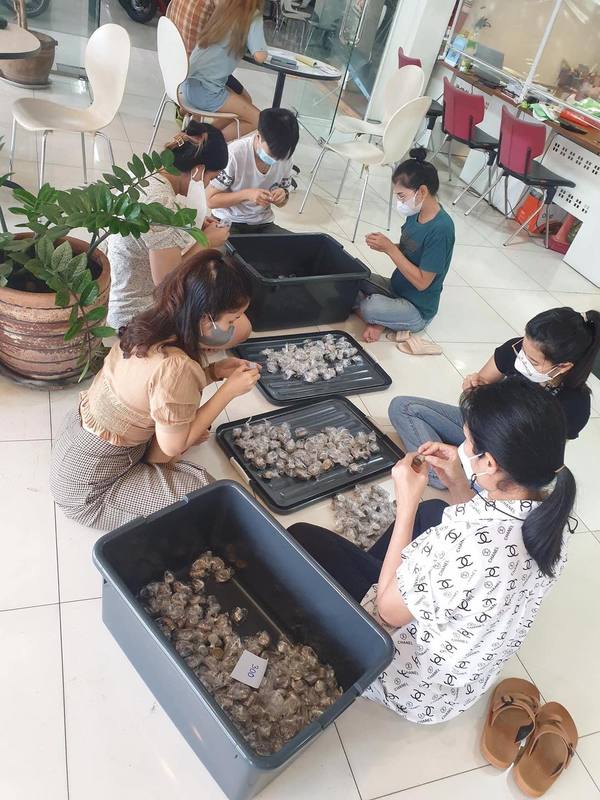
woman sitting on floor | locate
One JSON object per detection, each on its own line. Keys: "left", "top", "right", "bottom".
{"left": 289, "top": 378, "right": 575, "bottom": 724}
{"left": 50, "top": 251, "right": 260, "bottom": 531}
{"left": 358, "top": 147, "right": 455, "bottom": 343}
{"left": 389, "top": 306, "right": 600, "bottom": 487}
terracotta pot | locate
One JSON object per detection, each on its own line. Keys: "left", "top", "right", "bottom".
{"left": 0, "top": 235, "right": 110, "bottom": 381}
{"left": 0, "top": 30, "right": 57, "bottom": 88}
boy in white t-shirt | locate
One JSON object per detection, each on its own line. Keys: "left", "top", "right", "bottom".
{"left": 207, "top": 107, "right": 299, "bottom": 235}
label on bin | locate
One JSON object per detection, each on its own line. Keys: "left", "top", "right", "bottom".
{"left": 231, "top": 650, "right": 269, "bottom": 689}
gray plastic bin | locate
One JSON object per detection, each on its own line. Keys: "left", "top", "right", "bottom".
{"left": 93, "top": 481, "right": 393, "bottom": 800}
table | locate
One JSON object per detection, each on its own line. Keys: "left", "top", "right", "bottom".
{"left": 243, "top": 47, "right": 341, "bottom": 108}
{"left": 0, "top": 23, "right": 40, "bottom": 59}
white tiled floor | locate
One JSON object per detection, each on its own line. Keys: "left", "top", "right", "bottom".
{"left": 1, "top": 37, "right": 599, "bottom": 800}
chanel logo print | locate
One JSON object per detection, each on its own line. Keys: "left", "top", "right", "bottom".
{"left": 437, "top": 578, "right": 453, "bottom": 590}
{"left": 505, "top": 544, "right": 519, "bottom": 557}
{"left": 457, "top": 554, "right": 474, "bottom": 568}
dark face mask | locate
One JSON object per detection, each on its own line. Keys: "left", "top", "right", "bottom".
{"left": 198, "top": 315, "right": 235, "bottom": 347}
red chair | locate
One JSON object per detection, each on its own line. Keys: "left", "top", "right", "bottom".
{"left": 398, "top": 48, "right": 442, "bottom": 134}
{"left": 436, "top": 78, "right": 499, "bottom": 210}
{"left": 466, "top": 107, "right": 576, "bottom": 247}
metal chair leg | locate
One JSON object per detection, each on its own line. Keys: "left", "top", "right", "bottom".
{"left": 464, "top": 170, "right": 504, "bottom": 216}
{"left": 9, "top": 117, "right": 17, "bottom": 171}
{"left": 148, "top": 94, "right": 168, "bottom": 151}
{"left": 504, "top": 175, "right": 508, "bottom": 217}
{"left": 336, "top": 158, "right": 351, "bottom": 203}
{"left": 299, "top": 147, "right": 326, "bottom": 214}
{"left": 452, "top": 161, "right": 488, "bottom": 206}
{"left": 504, "top": 190, "right": 546, "bottom": 246}
{"left": 447, "top": 138, "right": 452, "bottom": 182}
{"left": 39, "top": 130, "right": 49, "bottom": 187}
{"left": 352, "top": 168, "right": 370, "bottom": 243}
{"left": 96, "top": 130, "right": 115, "bottom": 166}
{"left": 80, "top": 132, "right": 88, "bottom": 184}
{"left": 0, "top": 205, "right": 7, "bottom": 234}
{"left": 430, "top": 133, "right": 448, "bottom": 166}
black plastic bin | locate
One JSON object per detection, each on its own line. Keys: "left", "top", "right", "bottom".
{"left": 226, "top": 233, "right": 371, "bottom": 330}
{"left": 93, "top": 481, "right": 393, "bottom": 800}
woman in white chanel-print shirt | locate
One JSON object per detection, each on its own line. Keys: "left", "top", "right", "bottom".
{"left": 289, "top": 378, "right": 576, "bottom": 724}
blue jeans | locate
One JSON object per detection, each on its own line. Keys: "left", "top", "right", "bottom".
{"left": 359, "top": 292, "right": 430, "bottom": 332}
{"left": 388, "top": 396, "right": 464, "bottom": 489}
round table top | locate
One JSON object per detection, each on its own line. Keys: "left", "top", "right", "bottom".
{"left": 0, "top": 23, "right": 40, "bottom": 59}
{"left": 244, "top": 48, "right": 342, "bottom": 81}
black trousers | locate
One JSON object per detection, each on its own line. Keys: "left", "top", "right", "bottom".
{"left": 288, "top": 499, "right": 448, "bottom": 602}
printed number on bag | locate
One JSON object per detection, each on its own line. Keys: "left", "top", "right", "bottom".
{"left": 231, "top": 650, "right": 269, "bottom": 688}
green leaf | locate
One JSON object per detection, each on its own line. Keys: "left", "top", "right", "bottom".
{"left": 74, "top": 270, "right": 93, "bottom": 294}
{"left": 80, "top": 281, "right": 100, "bottom": 306}
{"left": 51, "top": 240, "right": 73, "bottom": 273}
{"left": 64, "top": 319, "right": 84, "bottom": 341}
{"left": 90, "top": 325, "right": 115, "bottom": 338}
{"left": 142, "top": 153, "right": 155, "bottom": 172}
{"left": 131, "top": 154, "right": 146, "bottom": 179}
{"left": 151, "top": 151, "right": 163, "bottom": 169}
{"left": 12, "top": 187, "right": 37, "bottom": 206}
{"left": 65, "top": 252, "right": 88, "bottom": 282}
{"left": 78, "top": 358, "right": 91, "bottom": 383}
{"left": 128, "top": 186, "right": 140, "bottom": 203}
{"left": 113, "top": 164, "right": 131, "bottom": 184}
{"left": 69, "top": 304, "right": 79, "bottom": 325}
{"left": 84, "top": 305, "right": 107, "bottom": 323}
{"left": 55, "top": 288, "right": 71, "bottom": 308}
{"left": 35, "top": 237, "right": 54, "bottom": 265}
{"left": 187, "top": 228, "right": 209, "bottom": 246}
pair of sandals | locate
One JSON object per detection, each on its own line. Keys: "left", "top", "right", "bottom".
{"left": 481, "top": 678, "right": 578, "bottom": 797}
{"left": 385, "top": 330, "right": 443, "bottom": 356}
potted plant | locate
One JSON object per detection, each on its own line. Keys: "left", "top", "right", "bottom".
{"left": 0, "top": 147, "right": 207, "bottom": 384}
{"left": 0, "top": 0, "right": 57, "bottom": 88}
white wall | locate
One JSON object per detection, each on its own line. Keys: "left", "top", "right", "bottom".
{"left": 367, "top": 0, "right": 456, "bottom": 120}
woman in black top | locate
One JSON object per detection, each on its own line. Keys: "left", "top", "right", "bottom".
{"left": 388, "top": 306, "right": 600, "bottom": 487}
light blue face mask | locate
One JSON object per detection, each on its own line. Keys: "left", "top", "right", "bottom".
{"left": 257, "top": 145, "right": 277, "bottom": 167}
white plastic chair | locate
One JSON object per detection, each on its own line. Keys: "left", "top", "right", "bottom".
{"left": 148, "top": 16, "right": 240, "bottom": 153}
{"left": 10, "top": 24, "right": 131, "bottom": 188}
{"left": 333, "top": 65, "right": 425, "bottom": 138}
{"left": 280, "top": 0, "right": 312, "bottom": 46}
{"left": 300, "top": 96, "right": 432, "bottom": 242}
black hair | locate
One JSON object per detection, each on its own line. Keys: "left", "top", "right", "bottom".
{"left": 392, "top": 147, "right": 439, "bottom": 195}
{"left": 257, "top": 107, "right": 300, "bottom": 160}
{"left": 164, "top": 123, "right": 228, "bottom": 173}
{"left": 525, "top": 306, "right": 600, "bottom": 391}
{"left": 460, "top": 377, "right": 575, "bottom": 578}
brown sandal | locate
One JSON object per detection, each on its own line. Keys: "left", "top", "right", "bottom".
{"left": 481, "top": 678, "right": 540, "bottom": 769}
{"left": 512, "top": 702, "right": 578, "bottom": 797}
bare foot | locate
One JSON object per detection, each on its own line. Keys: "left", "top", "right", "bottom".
{"left": 363, "top": 324, "right": 385, "bottom": 343}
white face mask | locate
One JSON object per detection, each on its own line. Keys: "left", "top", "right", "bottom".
{"left": 187, "top": 167, "right": 208, "bottom": 227}
{"left": 514, "top": 348, "right": 560, "bottom": 384}
{"left": 458, "top": 441, "right": 491, "bottom": 484}
{"left": 396, "top": 191, "right": 423, "bottom": 217}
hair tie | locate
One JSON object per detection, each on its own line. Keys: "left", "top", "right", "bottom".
{"left": 555, "top": 465, "right": 566, "bottom": 474}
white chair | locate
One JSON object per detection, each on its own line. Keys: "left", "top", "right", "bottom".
{"left": 280, "top": 0, "right": 312, "bottom": 47}
{"left": 333, "top": 65, "right": 425, "bottom": 139}
{"left": 10, "top": 24, "right": 131, "bottom": 188}
{"left": 300, "top": 96, "right": 432, "bottom": 242}
{"left": 149, "top": 16, "right": 240, "bottom": 153}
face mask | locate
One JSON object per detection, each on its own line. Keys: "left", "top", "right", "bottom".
{"left": 396, "top": 191, "right": 423, "bottom": 216}
{"left": 187, "top": 167, "right": 208, "bottom": 227}
{"left": 514, "top": 348, "right": 560, "bottom": 384}
{"left": 257, "top": 145, "right": 277, "bottom": 167}
{"left": 198, "top": 315, "right": 235, "bottom": 347}
{"left": 458, "top": 441, "right": 491, "bottom": 486}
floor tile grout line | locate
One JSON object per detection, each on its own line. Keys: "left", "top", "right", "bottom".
{"left": 334, "top": 722, "right": 363, "bottom": 800}
{"left": 0, "top": 595, "right": 102, "bottom": 615}
{"left": 53, "top": 501, "right": 71, "bottom": 800}
{"left": 366, "top": 764, "right": 488, "bottom": 800}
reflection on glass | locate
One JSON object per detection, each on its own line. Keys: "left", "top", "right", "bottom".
{"left": 450, "top": 0, "right": 556, "bottom": 81}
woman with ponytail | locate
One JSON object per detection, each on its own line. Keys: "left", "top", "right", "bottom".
{"left": 358, "top": 147, "right": 455, "bottom": 342}
{"left": 289, "top": 378, "right": 575, "bottom": 724}
{"left": 389, "top": 306, "right": 599, "bottom": 487}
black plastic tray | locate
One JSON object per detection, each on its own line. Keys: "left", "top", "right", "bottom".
{"left": 231, "top": 331, "right": 392, "bottom": 406}
{"left": 216, "top": 398, "right": 404, "bottom": 513}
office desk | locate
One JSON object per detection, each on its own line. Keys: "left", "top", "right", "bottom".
{"left": 431, "top": 61, "right": 600, "bottom": 286}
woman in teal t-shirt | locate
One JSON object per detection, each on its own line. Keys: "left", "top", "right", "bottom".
{"left": 359, "top": 148, "right": 455, "bottom": 343}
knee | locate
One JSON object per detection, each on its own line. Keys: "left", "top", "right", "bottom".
{"left": 388, "top": 395, "right": 415, "bottom": 423}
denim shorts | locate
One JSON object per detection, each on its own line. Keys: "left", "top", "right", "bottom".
{"left": 180, "top": 78, "right": 229, "bottom": 113}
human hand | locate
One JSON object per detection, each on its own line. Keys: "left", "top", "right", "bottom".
{"left": 418, "top": 441, "right": 466, "bottom": 489}
{"left": 462, "top": 372, "right": 486, "bottom": 391}
{"left": 270, "top": 187, "right": 287, "bottom": 207}
{"left": 223, "top": 363, "right": 261, "bottom": 398}
{"left": 246, "top": 188, "right": 272, "bottom": 207}
{"left": 365, "top": 232, "right": 394, "bottom": 254}
{"left": 391, "top": 452, "right": 428, "bottom": 506}
{"left": 214, "top": 357, "right": 261, "bottom": 380}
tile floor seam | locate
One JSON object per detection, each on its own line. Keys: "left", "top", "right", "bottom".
{"left": 469, "top": 285, "right": 522, "bottom": 336}
{"left": 54, "top": 501, "right": 71, "bottom": 800}
{"left": 365, "top": 764, "right": 488, "bottom": 800}
{"left": 575, "top": 751, "right": 600, "bottom": 794}
{"left": 0, "top": 595, "right": 102, "bottom": 614}
{"left": 334, "top": 722, "right": 363, "bottom": 800}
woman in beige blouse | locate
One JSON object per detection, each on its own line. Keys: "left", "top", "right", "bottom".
{"left": 50, "top": 250, "right": 260, "bottom": 531}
